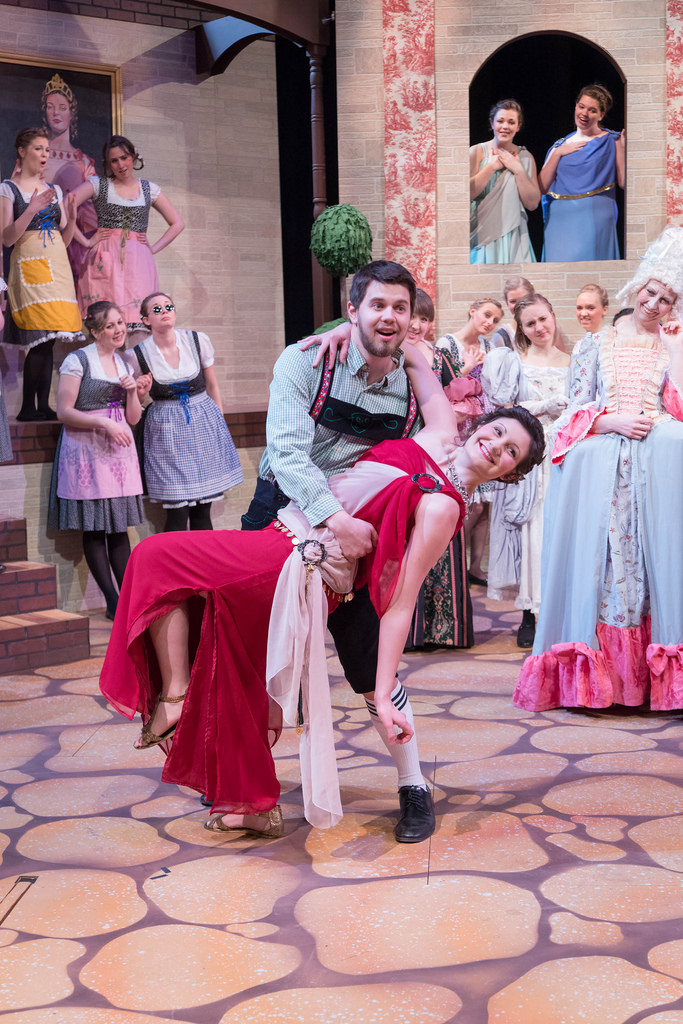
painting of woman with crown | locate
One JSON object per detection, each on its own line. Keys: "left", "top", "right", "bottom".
{"left": 0, "top": 56, "right": 122, "bottom": 277}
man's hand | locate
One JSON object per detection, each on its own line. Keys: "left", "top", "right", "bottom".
{"left": 325, "top": 510, "right": 377, "bottom": 559}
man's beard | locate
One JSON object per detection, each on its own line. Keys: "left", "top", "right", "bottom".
{"left": 357, "top": 324, "right": 402, "bottom": 359}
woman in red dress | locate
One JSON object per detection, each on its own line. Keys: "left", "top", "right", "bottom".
{"left": 100, "top": 349, "right": 544, "bottom": 836}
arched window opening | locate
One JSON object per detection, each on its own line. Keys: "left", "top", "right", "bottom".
{"left": 469, "top": 32, "right": 626, "bottom": 263}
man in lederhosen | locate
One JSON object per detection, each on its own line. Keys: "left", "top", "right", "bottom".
{"left": 242, "top": 260, "right": 435, "bottom": 843}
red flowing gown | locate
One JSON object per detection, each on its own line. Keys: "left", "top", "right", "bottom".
{"left": 99, "top": 439, "right": 464, "bottom": 815}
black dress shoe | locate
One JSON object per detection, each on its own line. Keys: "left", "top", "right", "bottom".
{"left": 16, "top": 409, "right": 46, "bottom": 422}
{"left": 395, "top": 785, "right": 435, "bottom": 843}
{"left": 468, "top": 572, "right": 487, "bottom": 587}
{"left": 517, "top": 612, "right": 536, "bottom": 649}
{"left": 200, "top": 794, "right": 212, "bottom": 807}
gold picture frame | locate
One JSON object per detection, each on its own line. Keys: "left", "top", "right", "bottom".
{"left": 0, "top": 51, "right": 123, "bottom": 183}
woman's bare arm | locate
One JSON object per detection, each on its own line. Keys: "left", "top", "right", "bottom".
{"left": 203, "top": 365, "right": 224, "bottom": 414}
{"left": 149, "top": 194, "right": 184, "bottom": 255}
{"left": 372, "top": 493, "right": 461, "bottom": 743}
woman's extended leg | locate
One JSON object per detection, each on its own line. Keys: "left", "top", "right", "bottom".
{"left": 133, "top": 603, "right": 190, "bottom": 746}
{"left": 139, "top": 574, "right": 282, "bottom": 834}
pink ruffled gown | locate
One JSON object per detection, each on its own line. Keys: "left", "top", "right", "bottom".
{"left": 514, "top": 327, "right": 683, "bottom": 711}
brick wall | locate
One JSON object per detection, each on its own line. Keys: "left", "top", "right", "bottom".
{"left": 0, "top": 6, "right": 284, "bottom": 416}
{"left": 3, "top": 414, "right": 265, "bottom": 467}
{"left": 336, "top": 0, "right": 668, "bottom": 346}
{"left": 0, "top": 5, "right": 281, "bottom": 613}
{"left": 2, "top": 0, "right": 222, "bottom": 29}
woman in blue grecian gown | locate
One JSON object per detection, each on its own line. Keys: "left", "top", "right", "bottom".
{"left": 540, "top": 84, "right": 625, "bottom": 262}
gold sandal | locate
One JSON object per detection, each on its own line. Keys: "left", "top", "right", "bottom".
{"left": 204, "top": 805, "right": 284, "bottom": 838}
{"left": 134, "top": 691, "right": 187, "bottom": 749}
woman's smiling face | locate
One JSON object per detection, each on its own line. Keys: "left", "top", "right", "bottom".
{"left": 464, "top": 416, "right": 531, "bottom": 483}
{"left": 634, "top": 279, "right": 677, "bottom": 331}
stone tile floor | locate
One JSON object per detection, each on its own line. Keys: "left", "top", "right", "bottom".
{"left": 1, "top": 596, "right": 683, "bottom": 1023}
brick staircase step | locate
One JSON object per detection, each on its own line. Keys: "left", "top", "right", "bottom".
{"left": 0, "top": 518, "right": 28, "bottom": 563}
{"left": 0, "top": 607, "right": 90, "bottom": 674}
{"left": 0, "top": 562, "right": 58, "bottom": 616}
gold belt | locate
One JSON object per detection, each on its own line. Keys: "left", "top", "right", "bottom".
{"left": 547, "top": 182, "right": 615, "bottom": 200}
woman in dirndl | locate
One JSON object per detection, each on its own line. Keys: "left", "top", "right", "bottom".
{"left": 49, "top": 301, "right": 144, "bottom": 619}
{"left": 124, "top": 292, "right": 243, "bottom": 531}
{"left": 68, "top": 135, "right": 183, "bottom": 336}
{"left": 0, "top": 127, "right": 84, "bottom": 421}
{"left": 0, "top": 278, "right": 13, "bottom": 467}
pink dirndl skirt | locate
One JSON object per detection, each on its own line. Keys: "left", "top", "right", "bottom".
{"left": 77, "top": 228, "right": 159, "bottom": 331}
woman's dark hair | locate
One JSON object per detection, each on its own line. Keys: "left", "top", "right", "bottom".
{"left": 349, "top": 260, "right": 416, "bottom": 315}
{"left": 414, "top": 288, "right": 435, "bottom": 321}
{"left": 466, "top": 407, "right": 545, "bottom": 482}
{"left": 140, "top": 292, "right": 173, "bottom": 319}
{"left": 84, "top": 300, "right": 124, "bottom": 338}
{"left": 15, "top": 127, "right": 49, "bottom": 156}
{"left": 102, "top": 135, "right": 144, "bottom": 176}
{"left": 513, "top": 293, "right": 555, "bottom": 353}
{"left": 489, "top": 99, "right": 524, "bottom": 130}
{"left": 576, "top": 84, "right": 613, "bottom": 120}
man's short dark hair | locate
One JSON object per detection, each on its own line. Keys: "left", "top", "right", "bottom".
{"left": 349, "top": 260, "right": 416, "bottom": 314}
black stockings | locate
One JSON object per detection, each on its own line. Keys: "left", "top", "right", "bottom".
{"left": 163, "top": 503, "right": 213, "bottom": 532}
{"left": 82, "top": 530, "right": 132, "bottom": 616}
{"left": 19, "top": 341, "right": 56, "bottom": 420}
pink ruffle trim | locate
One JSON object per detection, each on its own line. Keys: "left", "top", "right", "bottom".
{"left": 662, "top": 379, "right": 683, "bottom": 421}
{"left": 552, "top": 407, "right": 603, "bottom": 465}
{"left": 514, "top": 619, "right": 683, "bottom": 710}
{"left": 647, "top": 643, "right": 683, "bottom": 710}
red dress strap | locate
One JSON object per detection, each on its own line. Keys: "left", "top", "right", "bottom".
{"left": 353, "top": 439, "right": 466, "bottom": 616}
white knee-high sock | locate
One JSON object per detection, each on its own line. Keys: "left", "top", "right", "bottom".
{"left": 364, "top": 682, "right": 426, "bottom": 790}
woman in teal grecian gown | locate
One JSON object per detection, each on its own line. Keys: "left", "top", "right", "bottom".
{"left": 470, "top": 99, "right": 540, "bottom": 264}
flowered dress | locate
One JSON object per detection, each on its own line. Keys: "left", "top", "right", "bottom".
{"left": 514, "top": 327, "right": 683, "bottom": 710}
{"left": 436, "top": 332, "right": 495, "bottom": 503}
{"left": 406, "top": 346, "right": 473, "bottom": 648}
{"left": 482, "top": 348, "right": 569, "bottom": 613}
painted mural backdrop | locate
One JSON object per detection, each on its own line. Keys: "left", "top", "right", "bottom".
{"left": 382, "top": 0, "right": 437, "bottom": 298}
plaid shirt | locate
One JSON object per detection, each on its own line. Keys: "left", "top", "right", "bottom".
{"left": 258, "top": 339, "right": 423, "bottom": 526}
